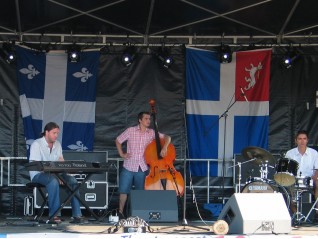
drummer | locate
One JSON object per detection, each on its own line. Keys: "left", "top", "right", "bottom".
{"left": 285, "top": 130, "right": 318, "bottom": 214}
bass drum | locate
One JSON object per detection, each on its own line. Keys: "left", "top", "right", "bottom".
{"left": 241, "top": 180, "right": 290, "bottom": 208}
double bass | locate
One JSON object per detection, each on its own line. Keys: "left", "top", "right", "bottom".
{"left": 144, "top": 99, "right": 184, "bottom": 197}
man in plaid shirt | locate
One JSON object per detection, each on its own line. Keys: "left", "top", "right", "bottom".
{"left": 115, "top": 111, "right": 171, "bottom": 218}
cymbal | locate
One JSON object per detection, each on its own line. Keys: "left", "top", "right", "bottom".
{"left": 241, "top": 146, "right": 275, "bottom": 165}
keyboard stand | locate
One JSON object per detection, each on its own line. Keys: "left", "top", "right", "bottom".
{"left": 47, "top": 172, "right": 100, "bottom": 223}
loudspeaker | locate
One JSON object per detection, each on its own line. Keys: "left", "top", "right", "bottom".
{"left": 218, "top": 193, "right": 291, "bottom": 234}
{"left": 130, "top": 190, "right": 178, "bottom": 222}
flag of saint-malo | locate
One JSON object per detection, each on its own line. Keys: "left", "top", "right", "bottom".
{"left": 186, "top": 47, "right": 271, "bottom": 176}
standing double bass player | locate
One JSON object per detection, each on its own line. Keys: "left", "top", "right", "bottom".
{"left": 115, "top": 111, "right": 171, "bottom": 219}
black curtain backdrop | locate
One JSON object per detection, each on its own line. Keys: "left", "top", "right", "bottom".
{"left": 0, "top": 45, "right": 318, "bottom": 215}
{"left": 269, "top": 47, "right": 318, "bottom": 154}
{"left": 95, "top": 46, "right": 186, "bottom": 158}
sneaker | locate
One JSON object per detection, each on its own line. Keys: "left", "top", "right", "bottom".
{"left": 69, "top": 216, "right": 86, "bottom": 224}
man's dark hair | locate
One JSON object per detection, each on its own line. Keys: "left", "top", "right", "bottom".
{"left": 295, "top": 130, "right": 309, "bottom": 139}
{"left": 40, "top": 122, "right": 60, "bottom": 137}
{"left": 138, "top": 111, "right": 151, "bottom": 122}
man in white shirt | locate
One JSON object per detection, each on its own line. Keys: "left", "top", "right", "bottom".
{"left": 285, "top": 130, "right": 318, "bottom": 216}
{"left": 29, "top": 122, "right": 84, "bottom": 223}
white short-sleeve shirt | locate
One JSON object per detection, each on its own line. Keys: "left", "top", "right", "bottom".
{"left": 29, "top": 136, "right": 63, "bottom": 180}
{"left": 285, "top": 147, "right": 318, "bottom": 177}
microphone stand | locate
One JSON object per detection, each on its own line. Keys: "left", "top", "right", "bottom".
{"left": 219, "top": 92, "right": 245, "bottom": 206}
{"left": 199, "top": 89, "right": 247, "bottom": 208}
{"left": 176, "top": 90, "right": 247, "bottom": 230}
{"left": 178, "top": 100, "right": 209, "bottom": 232}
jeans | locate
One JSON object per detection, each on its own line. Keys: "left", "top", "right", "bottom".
{"left": 32, "top": 172, "right": 82, "bottom": 218}
{"left": 118, "top": 167, "right": 148, "bottom": 194}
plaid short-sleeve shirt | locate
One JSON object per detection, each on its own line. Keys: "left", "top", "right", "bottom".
{"left": 116, "top": 125, "right": 164, "bottom": 172}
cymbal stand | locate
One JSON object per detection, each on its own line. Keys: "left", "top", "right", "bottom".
{"left": 237, "top": 162, "right": 242, "bottom": 192}
{"left": 229, "top": 158, "right": 256, "bottom": 193}
{"left": 259, "top": 161, "right": 269, "bottom": 179}
{"left": 292, "top": 189, "right": 307, "bottom": 225}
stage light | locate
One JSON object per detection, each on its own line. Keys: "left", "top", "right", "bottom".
{"left": 121, "top": 53, "right": 133, "bottom": 66}
{"left": 161, "top": 55, "right": 174, "bottom": 68}
{"left": 164, "top": 57, "right": 173, "bottom": 66}
{"left": 67, "top": 44, "right": 81, "bottom": 63}
{"left": 121, "top": 46, "right": 136, "bottom": 67}
{"left": 1, "top": 42, "right": 16, "bottom": 64}
{"left": 219, "top": 44, "right": 232, "bottom": 63}
{"left": 281, "top": 53, "right": 298, "bottom": 69}
{"left": 282, "top": 56, "right": 292, "bottom": 68}
{"left": 157, "top": 47, "right": 174, "bottom": 68}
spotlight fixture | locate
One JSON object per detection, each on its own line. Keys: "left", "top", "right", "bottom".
{"left": 1, "top": 42, "right": 16, "bottom": 64}
{"left": 282, "top": 56, "right": 292, "bottom": 69}
{"left": 281, "top": 51, "right": 298, "bottom": 69}
{"left": 67, "top": 44, "right": 81, "bottom": 63}
{"left": 157, "top": 47, "right": 174, "bottom": 68}
{"left": 219, "top": 44, "right": 232, "bottom": 63}
{"left": 121, "top": 46, "right": 136, "bottom": 67}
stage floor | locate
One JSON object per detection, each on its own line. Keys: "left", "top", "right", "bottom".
{"left": 1, "top": 216, "right": 318, "bottom": 239}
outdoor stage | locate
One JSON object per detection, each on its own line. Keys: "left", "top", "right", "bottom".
{"left": 1, "top": 216, "right": 318, "bottom": 239}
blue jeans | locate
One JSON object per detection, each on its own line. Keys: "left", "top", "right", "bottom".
{"left": 119, "top": 167, "right": 148, "bottom": 194}
{"left": 32, "top": 172, "right": 82, "bottom": 218}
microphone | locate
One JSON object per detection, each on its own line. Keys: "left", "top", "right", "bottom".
{"left": 240, "top": 87, "right": 248, "bottom": 102}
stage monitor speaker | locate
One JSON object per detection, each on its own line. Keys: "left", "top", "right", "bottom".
{"left": 130, "top": 190, "right": 178, "bottom": 222}
{"left": 218, "top": 193, "right": 291, "bottom": 234}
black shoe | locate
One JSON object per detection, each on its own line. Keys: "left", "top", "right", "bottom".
{"left": 47, "top": 216, "right": 63, "bottom": 224}
{"left": 69, "top": 216, "right": 86, "bottom": 224}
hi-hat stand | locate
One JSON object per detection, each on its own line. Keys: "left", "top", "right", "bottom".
{"left": 305, "top": 195, "right": 318, "bottom": 222}
{"left": 292, "top": 189, "right": 308, "bottom": 225}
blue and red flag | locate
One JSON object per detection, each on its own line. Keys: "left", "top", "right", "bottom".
{"left": 186, "top": 47, "right": 271, "bottom": 176}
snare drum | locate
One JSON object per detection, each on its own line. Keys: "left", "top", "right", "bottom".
{"left": 245, "top": 177, "right": 266, "bottom": 184}
{"left": 295, "top": 176, "right": 313, "bottom": 189}
{"left": 274, "top": 158, "right": 299, "bottom": 186}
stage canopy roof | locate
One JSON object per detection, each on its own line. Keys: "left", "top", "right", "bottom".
{"left": 0, "top": 0, "right": 317, "bottom": 47}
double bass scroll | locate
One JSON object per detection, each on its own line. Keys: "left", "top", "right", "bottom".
{"left": 144, "top": 99, "right": 184, "bottom": 197}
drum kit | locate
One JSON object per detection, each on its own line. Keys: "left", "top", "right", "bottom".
{"left": 235, "top": 146, "right": 314, "bottom": 224}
